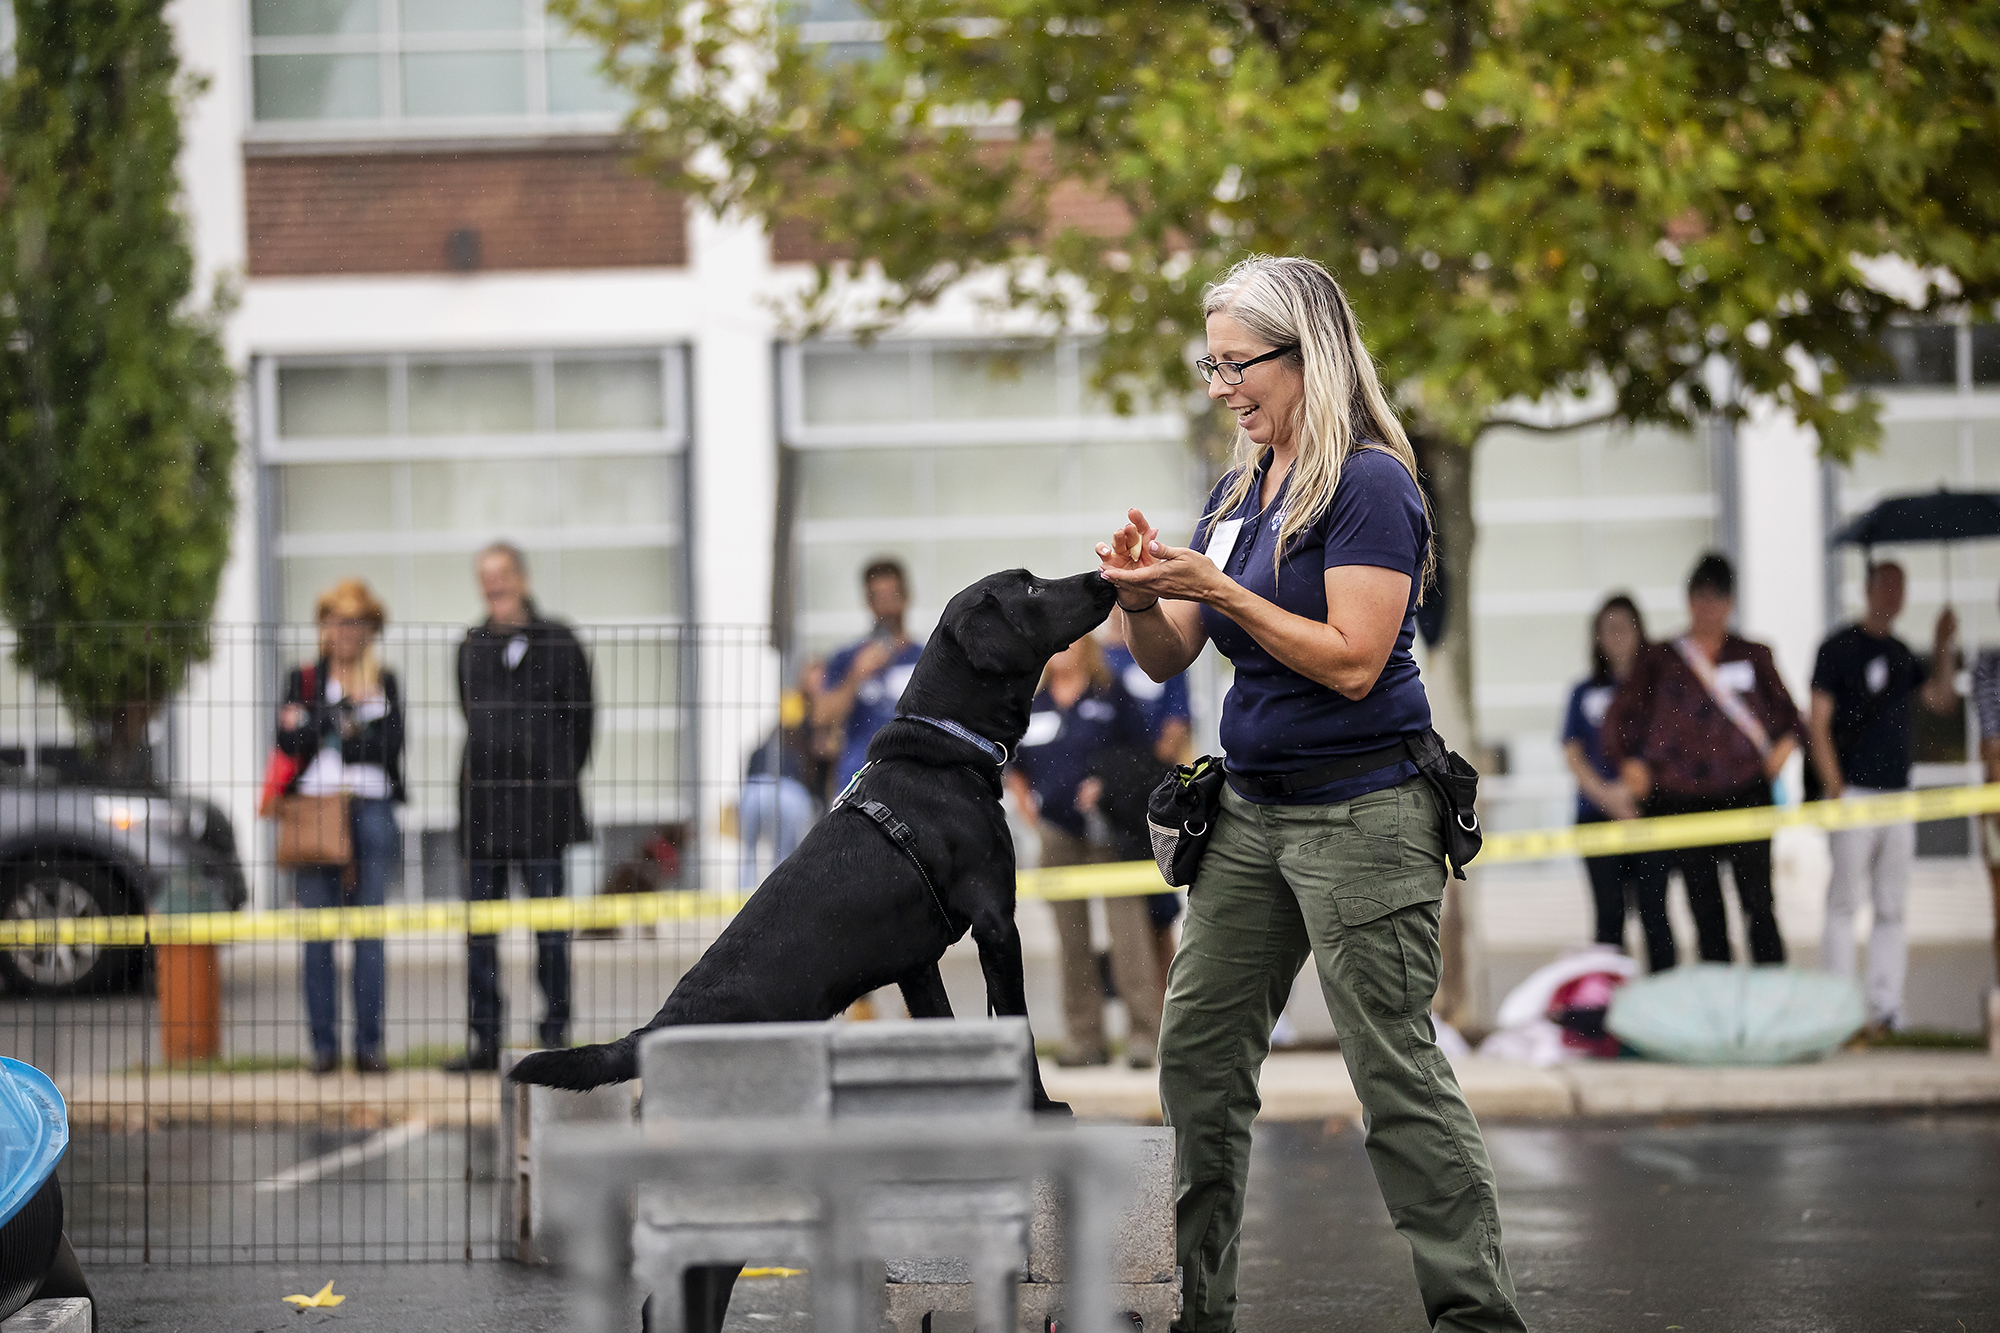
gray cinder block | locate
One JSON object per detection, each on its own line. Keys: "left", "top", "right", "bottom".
{"left": 0, "top": 1299, "right": 92, "bottom": 1333}
{"left": 641, "top": 1023, "right": 832, "bottom": 1123}
{"left": 1029, "top": 1127, "right": 1175, "bottom": 1283}
{"left": 829, "top": 1018, "right": 1034, "bottom": 1119}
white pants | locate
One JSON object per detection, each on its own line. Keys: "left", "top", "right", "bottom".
{"left": 1820, "top": 788, "right": 1914, "bottom": 1027}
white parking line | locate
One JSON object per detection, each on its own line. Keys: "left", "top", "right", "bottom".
{"left": 254, "top": 1119, "right": 431, "bottom": 1193}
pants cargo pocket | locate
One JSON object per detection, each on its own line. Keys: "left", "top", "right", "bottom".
{"left": 1334, "top": 892, "right": 1443, "bottom": 1020}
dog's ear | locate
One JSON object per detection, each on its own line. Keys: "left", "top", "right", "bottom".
{"left": 953, "top": 592, "right": 1036, "bottom": 677}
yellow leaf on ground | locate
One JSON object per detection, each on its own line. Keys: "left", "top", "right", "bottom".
{"left": 738, "top": 1267, "right": 806, "bottom": 1279}
{"left": 283, "top": 1280, "right": 346, "bottom": 1308}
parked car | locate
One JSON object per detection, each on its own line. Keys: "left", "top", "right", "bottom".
{"left": 0, "top": 759, "right": 247, "bottom": 995}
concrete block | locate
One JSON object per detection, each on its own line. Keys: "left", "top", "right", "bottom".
{"left": 499, "top": 1051, "right": 635, "bottom": 1264}
{"left": 830, "top": 1019, "right": 1033, "bottom": 1119}
{"left": 0, "top": 1300, "right": 92, "bottom": 1333}
{"left": 641, "top": 1023, "right": 832, "bottom": 1123}
{"left": 1028, "top": 1127, "right": 1173, "bottom": 1284}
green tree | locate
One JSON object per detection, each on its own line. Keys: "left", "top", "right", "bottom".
{"left": 0, "top": 0, "right": 238, "bottom": 781}
{"left": 563, "top": 0, "right": 2000, "bottom": 1006}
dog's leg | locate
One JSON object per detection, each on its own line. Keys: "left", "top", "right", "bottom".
{"left": 896, "top": 962, "right": 955, "bottom": 1019}
{"left": 970, "top": 909, "right": 1071, "bottom": 1116}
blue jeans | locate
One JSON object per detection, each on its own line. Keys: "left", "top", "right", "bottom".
{"left": 466, "top": 859, "right": 570, "bottom": 1050}
{"left": 737, "top": 775, "right": 816, "bottom": 887}
{"left": 294, "top": 798, "right": 400, "bottom": 1060}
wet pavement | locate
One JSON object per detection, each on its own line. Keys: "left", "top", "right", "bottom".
{"left": 75, "top": 1110, "right": 2000, "bottom": 1332}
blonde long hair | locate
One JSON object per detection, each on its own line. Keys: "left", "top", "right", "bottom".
{"left": 315, "top": 578, "right": 387, "bottom": 698}
{"left": 1200, "top": 256, "right": 1435, "bottom": 597}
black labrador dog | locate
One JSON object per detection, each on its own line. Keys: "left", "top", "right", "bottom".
{"left": 509, "top": 566, "right": 1117, "bottom": 1105}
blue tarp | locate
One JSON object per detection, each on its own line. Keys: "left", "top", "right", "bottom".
{"left": 0, "top": 1059, "right": 67, "bottom": 1230}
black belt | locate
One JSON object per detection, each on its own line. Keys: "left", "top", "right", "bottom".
{"left": 1226, "top": 740, "right": 1412, "bottom": 800}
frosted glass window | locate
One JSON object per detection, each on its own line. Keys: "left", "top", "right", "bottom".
{"left": 558, "top": 457, "right": 678, "bottom": 527}
{"left": 281, "top": 464, "right": 396, "bottom": 534}
{"left": 1476, "top": 434, "right": 1586, "bottom": 499}
{"left": 407, "top": 361, "right": 535, "bottom": 434}
{"left": 283, "top": 554, "right": 398, "bottom": 624}
{"left": 407, "top": 460, "right": 554, "bottom": 530}
{"left": 252, "top": 0, "right": 377, "bottom": 36}
{"left": 1476, "top": 526, "right": 1589, "bottom": 592}
{"left": 1081, "top": 442, "right": 1193, "bottom": 522}
{"left": 1855, "top": 324, "right": 1956, "bottom": 387}
{"left": 253, "top": 54, "right": 381, "bottom": 121}
{"left": 1975, "top": 325, "right": 2000, "bottom": 385}
{"left": 553, "top": 358, "right": 663, "bottom": 430}
{"left": 401, "top": 51, "right": 529, "bottom": 117}
{"left": 798, "top": 450, "right": 917, "bottom": 518}
{"left": 400, "top": 0, "right": 521, "bottom": 31}
{"left": 546, "top": 49, "right": 626, "bottom": 115}
{"left": 277, "top": 365, "right": 391, "bottom": 438}
{"left": 932, "top": 348, "right": 1058, "bottom": 420}
{"left": 559, "top": 548, "right": 680, "bottom": 618}
{"left": 1598, "top": 428, "right": 1712, "bottom": 494}
{"left": 931, "top": 446, "right": 1062, "bottom": 515}
{"left": 801, "top": 349, "right": 914, "bottom": 424}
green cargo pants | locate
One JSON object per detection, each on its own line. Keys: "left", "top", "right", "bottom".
{"left": 1159, "top": 778, "right": 1527, "bottom": 1333}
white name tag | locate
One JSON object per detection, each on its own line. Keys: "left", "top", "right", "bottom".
{"left": 1715, "top": 660, "right": 1756, "bottom": 695}
{"left": 1203, "top": 518, "right": 1244, "bottom": 564}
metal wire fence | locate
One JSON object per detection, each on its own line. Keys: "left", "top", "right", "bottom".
{"left": 0, "top": 622, "right": 790, "bottom": 1263}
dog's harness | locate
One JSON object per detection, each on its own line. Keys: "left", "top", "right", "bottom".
{"left": 830, "top": 717, "right": 1007, "bottom": 930}
{"left": 834, "top": 768, "right": 955, "bottom": 928}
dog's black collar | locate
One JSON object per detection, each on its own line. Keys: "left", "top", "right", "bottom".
{"left": 905, "top": 714, "right": 1009, "bottom": 765}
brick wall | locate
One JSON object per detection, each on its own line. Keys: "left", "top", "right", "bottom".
{"left": 245, "top": 145, "right": 686, "bottom": 276}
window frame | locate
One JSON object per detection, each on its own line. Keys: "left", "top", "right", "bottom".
{"left": 243, "top": 0, "right": 627, "bottom": 141}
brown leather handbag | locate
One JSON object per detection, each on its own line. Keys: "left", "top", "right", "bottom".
{"left": 275, "top": 793, "right": 352, "bottom": 868}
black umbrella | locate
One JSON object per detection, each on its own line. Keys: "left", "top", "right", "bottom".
{"left": 1829, "top": 487, "right": 2000, "bottom": 608}
{"left": 1829, "top": 488, "right": 2000, "bottom": 548}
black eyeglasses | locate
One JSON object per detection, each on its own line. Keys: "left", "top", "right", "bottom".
{"left": 1195, "top": 344, "right": 1298, "bottom": 385}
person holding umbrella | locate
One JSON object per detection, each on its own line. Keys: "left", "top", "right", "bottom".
{"left": 1808, "top": 561, "right": 1959, "bottom": 1035}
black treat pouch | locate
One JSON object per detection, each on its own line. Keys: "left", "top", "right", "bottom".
{"left": 1146, "top": 754, "right": 1227, "bottom": 888}
{"left": 1404, "top": 728, "right": 1482, "bottom": 879}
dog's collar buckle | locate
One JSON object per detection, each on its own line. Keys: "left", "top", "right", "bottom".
{"left": 905, "top": 714, "right": 1009, "bottom": 765}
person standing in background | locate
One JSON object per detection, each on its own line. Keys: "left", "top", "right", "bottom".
{"left": 1972, "top": 600, "right": 2000, "bottom": 1023}
{"left": 817, "top": 559, "right": 924, "bottom": 795}
{"left": 738, "top": 663, "right": 825, "bottom": 887}
{"left": 277, "top": 579, "right": 404, "bottom": 1076}
{"left": 1006, "top": 635, "right": 1165, "bottom": 1068}
{"left": 1099, "top": 613, "right": 1193, "bottom": 982}
{"left": 1604, "top": 553, "right": 1800, "bottom": 965}
{"left": 1562, "top": 595, "right": 1675, "bottom": 973}
{"left": 1808, "top": 562, "right": 1958, "bottom": 1036}
{"left": 448, "top": 543, "right": 595, "bottom": 1072}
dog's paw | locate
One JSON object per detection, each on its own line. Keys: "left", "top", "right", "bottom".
{"left": 1032, "top": 1098, "right": 1074, "bottom": 1118}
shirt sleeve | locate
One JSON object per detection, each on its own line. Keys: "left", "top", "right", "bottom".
{"left": 1601, "top": 649, "right": 1658, "bottom": 766}
{"left": 1560, "top": 682, "right": 1589, "bottom": 746}
{"left": 1321, "top": 450, "right": 1427, "bottom": 577}
{"left": 823, "top": 644, "right": 858, "bottom": 692}
{"left": 1809, "top": 636, "right": 1839, "bottom": 696}
{"left": 1975, "top": 653, "right": 2000, "bottom": 739}
{"left": 1752, "top": 646, "right": 1802, "bottom": 740}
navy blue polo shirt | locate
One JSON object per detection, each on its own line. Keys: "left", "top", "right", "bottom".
{"left": 1102, "top": 642, "right": 1191, "bottom": 743}
{"left": 1011, "top": 680, "right": 1151, "bottom": 837}
{"left": 1561, "top": 677, "right": 1620, "bottom": 819}
{"left": 1191, "top": 447, "right": 1432, "bottom": 805}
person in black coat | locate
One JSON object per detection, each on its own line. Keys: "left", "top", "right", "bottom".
{"left": 446, "top": 544, "right": 595, "bottom": 1070}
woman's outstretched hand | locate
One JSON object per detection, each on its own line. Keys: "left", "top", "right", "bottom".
{"left": 1096, "top": 507, "right": 1227, "bottom": 608}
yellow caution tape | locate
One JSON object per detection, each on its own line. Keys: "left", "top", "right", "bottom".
{"left": 7, "top": 783, "right": 1998, "bottom": 947}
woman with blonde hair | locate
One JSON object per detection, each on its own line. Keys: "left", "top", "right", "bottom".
{"left": 275, "top": 579, "right": 406, "bottom": 1076}
{"left": 1004, "top": 634, "right": 1164, "bottom": 1067}
{"left": 1098, "top": 256, "right": 1526, "bottom": 1332}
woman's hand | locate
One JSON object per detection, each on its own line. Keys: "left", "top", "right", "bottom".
{"left": 280, "top": 704, "right": 307, "bottom": 731}
{"left": 1619, "top": 758, "right": 1652, "bottom": 803}
{"left": 1097, "top": 508, "right": 1232, "bottom": 609}
{"left": 1075, "top": 776, "right": 1103, "bottom": 813}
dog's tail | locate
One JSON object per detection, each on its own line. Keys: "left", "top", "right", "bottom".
{"left": 507, "top": 1032, "right": 640, "bottom": 1091}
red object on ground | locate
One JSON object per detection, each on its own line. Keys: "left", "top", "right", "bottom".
{"left": 157, "top": 943, "right": 221, "bottom": 1061}
{"left": 1550, "top": 971, "right": 1626, "bottom": 1059}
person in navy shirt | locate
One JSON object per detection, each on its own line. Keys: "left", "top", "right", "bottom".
{"left": 815, "top": 558, "right": 925, "bottom": 794}
{"left": 1097, "top": 256, "right": 1525, "bottom": 1333}
{"left": 1005, "top": 636, "right": 1164, "bottom": 1067}
{"left": 1561, "top": 594, "right": 1674, "bottom": 972}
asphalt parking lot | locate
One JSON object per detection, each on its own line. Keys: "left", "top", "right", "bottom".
{"left": 74, "top": 1109, "right": 2000, "bottom": 1333}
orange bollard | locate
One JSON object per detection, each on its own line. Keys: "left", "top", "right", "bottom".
{"left": 157, "top": 942, "right": 221, "bottom": 1062}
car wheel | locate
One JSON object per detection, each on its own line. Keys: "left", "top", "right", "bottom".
{"left": 0, "top": 858, "right": 139, "bottom": 996}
